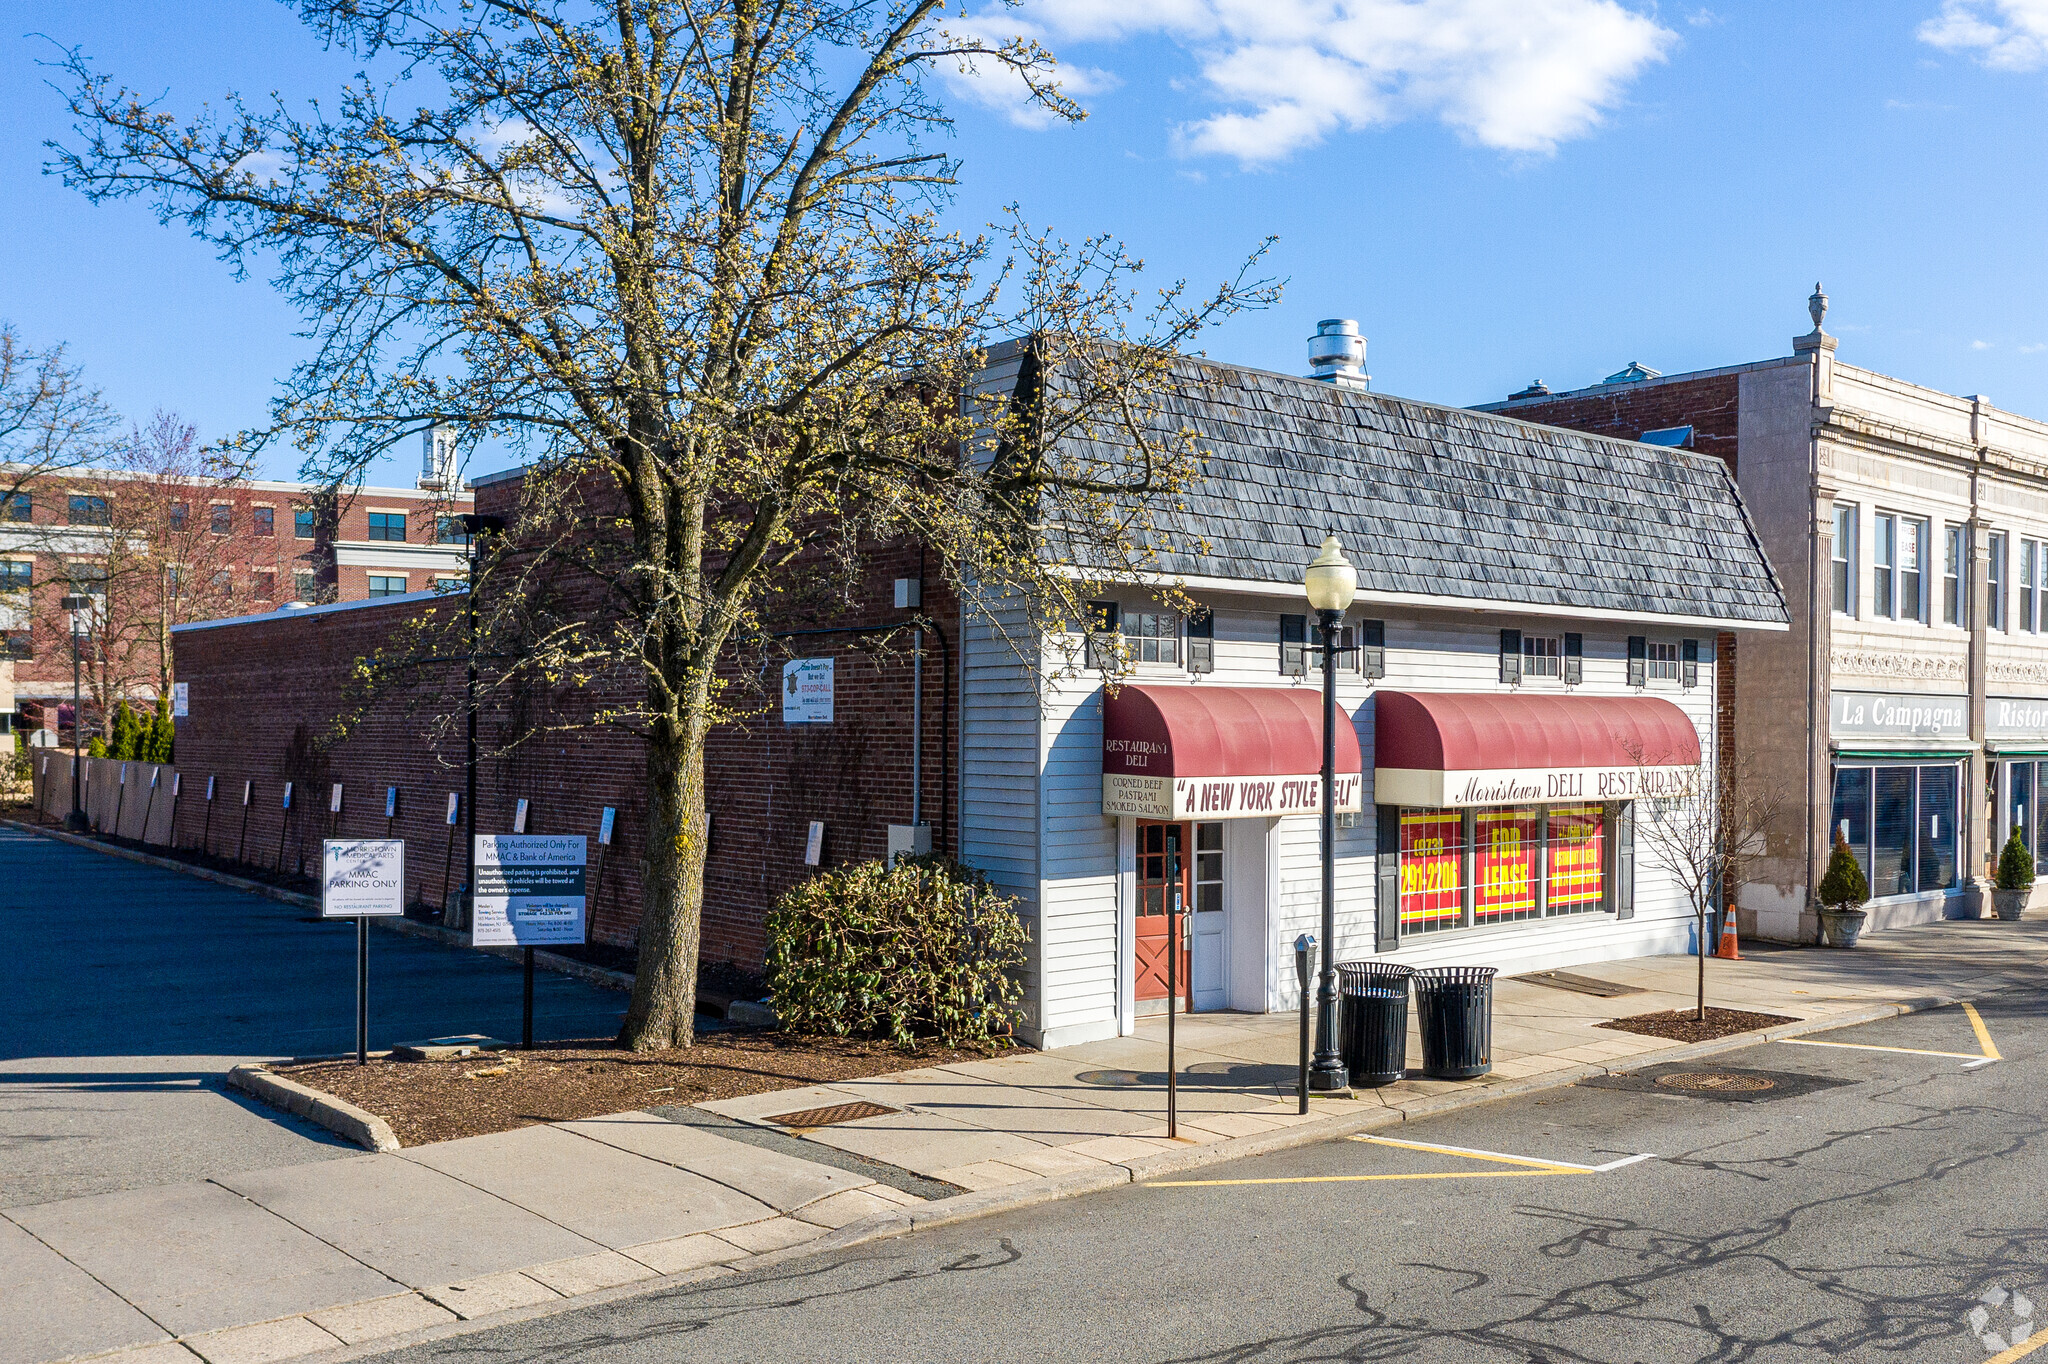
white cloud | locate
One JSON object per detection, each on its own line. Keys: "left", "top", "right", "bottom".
{"left": 1974, "top": 339, "right": 1996, "bottom": 349}
{"left": 1920, "top": 0, "right": 2048, "bottom": 70}
{"left": 950, "top": 0, "right": 1676, "bottom": 163}
{"left": 2021, "top": 342, "right": 2048, "bottom": 354}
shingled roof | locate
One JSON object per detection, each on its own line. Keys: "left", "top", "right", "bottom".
{"left": 1033, "top": 352, "right": 1788, "bottom": 627}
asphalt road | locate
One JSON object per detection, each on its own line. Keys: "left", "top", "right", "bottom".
{"left": 361, "top": 989, "right": 2048, "bottom": 1363}
{"left": 0, "top": 827, "right": 628, "bottom": 1208}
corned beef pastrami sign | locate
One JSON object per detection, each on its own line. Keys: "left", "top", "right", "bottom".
{"left": 1101, "top": 685, "right": 1364, "bottom": 821}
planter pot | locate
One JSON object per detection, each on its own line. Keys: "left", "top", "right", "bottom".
{"left": 1817, "top": 907, "right": 1867, "bottom": 948}
{"left": 1992, "top": 888, "right": 2030, "bottom": 922}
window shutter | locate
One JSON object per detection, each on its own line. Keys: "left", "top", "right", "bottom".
{"left": 1376, "top": 805, "right": 1402, "bottom": 951}
{"left": 1562, "top": 632, "right": 1583, "bottom": 685}
{"left": 1626, "top": 635, "right": 1647, "bottom": 688}
{"left": 1614, "top": 802, "right": 1635, "bottom": 920}
{"left": 1086, "top": 601, "right": 1120, "bottom": 671}
{"left": 1186, "top": 609, "right": 1214, "bottom": 675}
{"left": 1280, "top": 614, "right": 1307, "bottom": 677}
{"left": 1681, "top": 638, "right": 1699, "bottom": 688}
{"left": 1360, "top": 619, "right": 1386, "bottom": 680}
{"left": 1499, "top": 629, "right": 1522, "bottom": 685}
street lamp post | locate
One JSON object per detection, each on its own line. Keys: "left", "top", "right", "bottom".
{"left": 1303, "top": 534, "right": 1358, "bottom": 1092}
{"left": 455, "top": 512, "right": 506, "bottom": 940}
{"left": 61, "top": 593, "right": 92, "bottom": 832}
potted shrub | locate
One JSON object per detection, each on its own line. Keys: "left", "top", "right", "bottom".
{"left": 1816, "top": 829, "right": 1870, "bottom": 948}
{"left": 1993, "top": 828, "right": 2036, "bottom": 922}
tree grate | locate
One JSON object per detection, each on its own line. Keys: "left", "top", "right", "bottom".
{"left": 765, "top": 1100, "right": 898, "bottom": 1128}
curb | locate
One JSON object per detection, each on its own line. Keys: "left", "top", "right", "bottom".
{"left": 253, "top": 991, "right": 1972, "bottom": 1364}
{"left": 0, "top": 817, "right": 633, "bottom": 992}
{"left": 227, "top": 1065, "right": 402, "bottom": 1153}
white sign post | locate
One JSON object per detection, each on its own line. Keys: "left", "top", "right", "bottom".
{"left": 782, "top": 658, "right": 834, "bottom": 723}
{"left": 322, "top": 838, "right": 406, "bottom": 1065}
{"left": 171, "top": 682, "right": 189, "bottom": 718}
{"left": 472, "top": 834, "right": 588, "bottom": 1049}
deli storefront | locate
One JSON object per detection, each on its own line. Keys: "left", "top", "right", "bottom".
{"left": 1101, "top": 685, "right": 1706, "bottom": 1020}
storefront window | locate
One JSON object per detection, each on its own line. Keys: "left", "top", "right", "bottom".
{"left": 1831, "top": 763, "right": 1961, "bottom": 899}
{"left": 1398, "top": 810, "right": 1464, "bottom": 934}
{"left": 1474, "top": 807, "right": 1542, "bottom": 924}
{"left": 2011, "top": 762, "right": 2037, "bottom": 857}
{"left": 1546, "top": 804, "right": 1606, "bottom": 913}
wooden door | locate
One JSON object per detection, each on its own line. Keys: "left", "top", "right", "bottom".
{"left": 1135, "top": 820, "right": 1191, "bottom": 1005}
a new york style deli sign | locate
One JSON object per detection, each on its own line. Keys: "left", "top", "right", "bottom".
{"left": 1104, "top": 770, "right": 1364, "bottom": 820}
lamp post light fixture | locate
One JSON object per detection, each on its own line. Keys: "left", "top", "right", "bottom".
{"left": 60, "top": 593, "right": 93, "bottom": 832}
{"left": 1302, "top": 533, "right": 1358, "bottom": 1091}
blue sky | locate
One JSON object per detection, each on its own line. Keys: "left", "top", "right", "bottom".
{"left": 5, "top": 1, "right": 2048, "bottom": 483}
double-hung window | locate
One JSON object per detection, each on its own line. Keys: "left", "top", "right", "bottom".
{"left": 1647, "top": 640, "right": 1680, "bottom": 682}
{"left": 1832, "top": 504, "right": 1857, "bottom": 615}
{"left": 2026, "top": 540, "right": 2042, "bottom": 633}
{"left": 0, "top": 560, "right": 29, "bottom": 594}
{"left": 1521, "top": 634, "right": 1562, "bottom": 679}
{"left": 1991, "top": 533, "right": 2010, "bottom": 631}
{"left": 1124, "top": 611, "right": 1179, "bottom": 664}
{"left": 1944, "top": 524, "right": 1966, "bottom": 627}
{"left": 1873, "top": 514, "right": 1896, "bottom": 618}
{"left": 1900, "top": 518, "right": 1926, "bottom": 622}
{"left": 294, "top": 507, "right": 316, "bottom": 540}
{"left": 367, "top": 511, "right": 407, "bottom": 541}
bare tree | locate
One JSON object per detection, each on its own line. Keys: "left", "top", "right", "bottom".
{"left": 1629, "top": 749, "right": 1790, "bottom": 1021}
{"left": 54, "top": 1, "right": 1277, "bottom": 1048}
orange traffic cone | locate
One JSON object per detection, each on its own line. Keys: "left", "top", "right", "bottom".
{"left": 1716, "top": 906, "right": 1741, "bottom": 960}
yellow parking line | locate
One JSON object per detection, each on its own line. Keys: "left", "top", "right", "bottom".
{"left": 1146, "top": 1170, "right": 1573, "bottom": 1187}
{"left": 1964, "top": 1001, "right": 2003, "bottom": 1061}
{"left": 1351, "top": 1134, "right": 1588, "bottom": 1172}
{"left": 1983, "top": 1329, "right": 2048, "bottom": 1363}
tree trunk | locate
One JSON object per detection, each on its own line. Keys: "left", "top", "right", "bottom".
{"left": 619, "top": 723, "right": 708, "bottom": 1050}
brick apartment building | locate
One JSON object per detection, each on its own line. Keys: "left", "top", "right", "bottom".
{"left": 160, "top": 338, "right": 1786, "bottom": 1046}
{"left": 1480, "top": 286, "right": 2048, "bottom": 941}
{"left": 0, "top": 459, "right": 470, "bottom": 740}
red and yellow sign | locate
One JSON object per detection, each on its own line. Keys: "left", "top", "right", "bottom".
{"left": 1546, "top": 804, "right": 1606, "bottom": 910}
{"left": 1399, "top": 809, "right": 1463, "bottom": 930}
{"left": 1474, "top": 807, "right": 1541, "bottom": 922}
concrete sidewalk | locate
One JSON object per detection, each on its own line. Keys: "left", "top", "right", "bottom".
{"left": 9, "top": 918, "right": 2046, "bottom": 1364}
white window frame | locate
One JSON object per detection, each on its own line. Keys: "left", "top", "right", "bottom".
{"left": 1832, "top": 503, "right": 1857, "bottom": 617}
{"left": 1646, "top": 639, "right": 1681, "bottom": 682}
{"left": 1991, "top": 532, "right": 2010, "bottom": 632}
{"left": 1520, "top": 633, "right": 1563, "bottom": 680}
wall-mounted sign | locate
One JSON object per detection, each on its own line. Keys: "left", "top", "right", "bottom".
{"left": 242, "top": 780, "right": 252, "bottom": 806}
{"left": 1989, "top": 697, "right": 2048, "bottom": 740}
{"left": 172, "top": 682, "right": 188, "bottom": 718}
{"left": 471, "top": 834, "right": 587, "bottom": 946}
{"left": 804, "top": 820, "right": 825, "bottom": 866}
{"left": 385, "top": 786, "right": 398, "bottom": 818}
{"left": 783, "top": 658, "right": 834, "bottom": 724}
{"left": 206, "top": 775, "right": 215, "bottom": 801}
{"left": 445, "top": 792, "right": 460, "bottom": 825}
{"left": 598, "top": 806, "right": 616, "bottom": 845}
{"left": 282, "top": 781, "right": 293, "bottom": 810}
{"left": 1104, "top": 772, "right": 1366, "bottom": 820}
{"left": 1829, "top": 690, "right": 1967, "bottom": 740}
{"left": 329, "top": 782, "right": 343, "bottom": 814}
{"left": 321, "top": 839, "right": 406, "bottom": 918}
{"left": 514, "top": 798, "right": 529, "bottom": 833}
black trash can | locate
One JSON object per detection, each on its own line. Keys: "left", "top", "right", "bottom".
{"left": 1336, "top": 962, "right": 1414, "bottom": 1086}
{"left": 1414, "top": 966, "right": 1496, "bottom": 1080}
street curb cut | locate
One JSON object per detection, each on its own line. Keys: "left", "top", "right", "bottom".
{"left": 0, "top": 817, "right": 633, "bottom": 993}
{"left": 226, "top": 1065, "right": 401, "bottom": 1153}
{"left": 257, "top": 991, "right": 1975, "bottom": 1364}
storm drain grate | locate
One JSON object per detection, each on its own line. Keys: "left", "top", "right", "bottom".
{"left": 765, "top": 1100, "right": 898, "bottom": 1128}
{"left": 1655, "top": 1072, "right": 1776, "bottom": 1093}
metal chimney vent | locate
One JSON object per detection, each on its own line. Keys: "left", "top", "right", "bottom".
{"left": 419, "top": 425, "right": 458, "bottom": 491}
{"left": 1307, "top": 319, "right": 1369, "bottom": 390}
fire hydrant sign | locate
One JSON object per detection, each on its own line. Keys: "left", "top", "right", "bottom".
{"left": 471, "top": 834, "right": 587, "bottom": 946}
{"left": 782, "top": 658, "right": 833, "bottom": 723}
{"left": 321, "top": 839, "right": 406, "bottom": 918}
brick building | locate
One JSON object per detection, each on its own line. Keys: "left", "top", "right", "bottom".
{"left": 1480, "top": 287, "right": 2048, "bottom": 940}
{"left": 166, "top": 337, "right": 1788, "bottom": 1048}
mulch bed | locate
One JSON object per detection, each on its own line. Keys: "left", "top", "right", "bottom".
{"left": 1597, "top": 1007, "right": 1800, "bottom": 1043}
{"left": 277, "top": 1033, "right": 1001, "bottom": 1147}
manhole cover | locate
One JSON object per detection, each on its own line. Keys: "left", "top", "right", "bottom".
{"left": 1655, "top": 1072, "right": 1776, "bottom": 1093}
{"left": 765, "top": 1100, "right": 898, "bottom": 1128}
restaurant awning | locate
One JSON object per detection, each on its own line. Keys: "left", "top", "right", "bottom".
{"left": 1102, "top": 685, "right": 1363, "bottom": 821}
{"left": 1374, "top": 691, "right": 1700, "bottom": 809}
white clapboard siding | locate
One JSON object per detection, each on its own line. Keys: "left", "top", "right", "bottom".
{"left": 958, "top": 600, "right": 1045, "bottom": 1031}
{"left": 1036, "top": 649, "right": 1124, "bottom": 1046}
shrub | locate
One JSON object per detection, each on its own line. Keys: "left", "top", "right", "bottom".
{"left": 765, "top": 855, "right": 1028, "bottom": 1050}
{"left": 1816, "top": 829, "right": 1869, "bottom": 910}
{"left": 108, "top": 700, "right": 138, "bottom": 761}
{"left": 86, "top": 736, "right": 107, "bottom": 759}
{"left": 1997, "top": 828, "right": 2036, "bottom": 891}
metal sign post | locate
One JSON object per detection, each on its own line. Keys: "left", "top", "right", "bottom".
{"left": 321, "top": 839, "right": 406, "bottom": 1065}
{"left": 236, "top": 780, "right": 252, "bottom": 862}
{"left": 472, "top": 834, "right": 588, "bottom": 1050}
{"left": 1165, "top": 827, "right": 1181, "bottom": 1140}
{"left": 1295, "top": 934, "right": 1315, "bottom": 1115}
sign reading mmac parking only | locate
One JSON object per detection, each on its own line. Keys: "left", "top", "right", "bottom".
{"left": 471, "top": 834, "right": 587, "bottom": 947}
{"left": 321, "top": 839, "right": 406, "bottom": 918}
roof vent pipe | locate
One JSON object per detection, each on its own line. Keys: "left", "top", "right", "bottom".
{"left": 1307, "top": 319, "right": 1369, "bottom": 390}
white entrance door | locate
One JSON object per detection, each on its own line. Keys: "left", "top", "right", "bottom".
{"left": 1190, "top": 821, "right": 1229, "bottom": 1010}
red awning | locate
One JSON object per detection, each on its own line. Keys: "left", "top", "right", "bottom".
{"left": 1102, "top": 685, "right": 1363, "bottom": 820}
{"left": 1374, "top": 691, "right": 1699, "bottom": 808}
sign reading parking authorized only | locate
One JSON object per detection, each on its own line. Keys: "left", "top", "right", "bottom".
{"left": 471, "top": 834, "right": 588, "bottom": 947}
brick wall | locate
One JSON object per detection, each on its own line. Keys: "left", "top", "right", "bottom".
{"left": 169, "top": 475, "right": 960, "bottom": 970}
